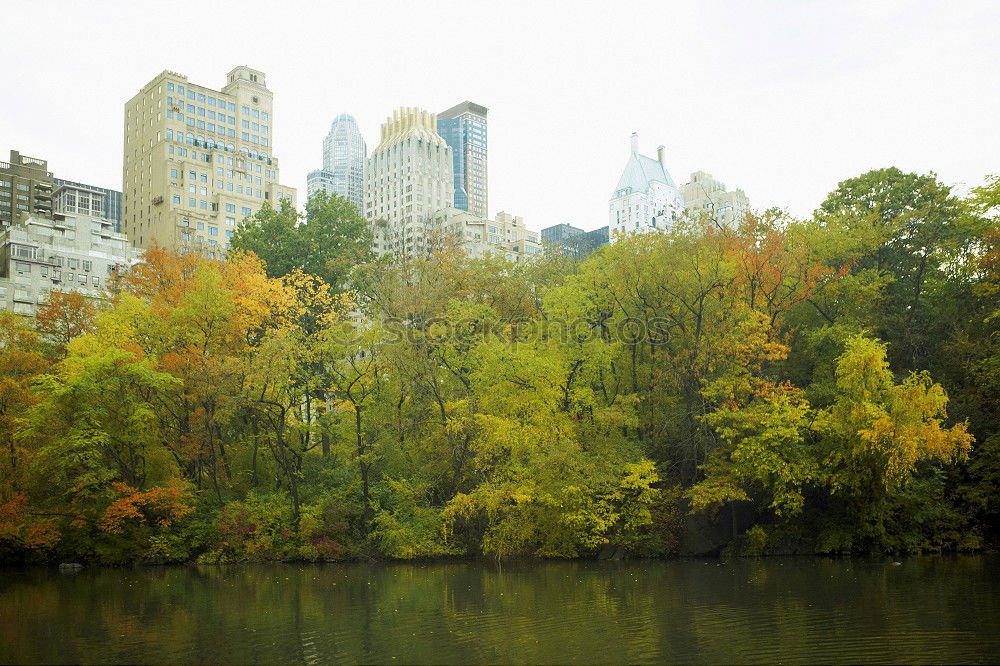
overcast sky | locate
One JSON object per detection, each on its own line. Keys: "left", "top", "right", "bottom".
{"left": 2, "top": 0, "right": 998, "bottom": 231}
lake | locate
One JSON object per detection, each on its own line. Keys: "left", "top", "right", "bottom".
{"left": 1, "top": 556, "right": 998, "bottom": 664}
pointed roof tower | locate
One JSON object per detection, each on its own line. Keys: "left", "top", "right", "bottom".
{"left": 613, "top": 132, "right": 676, "bottom": 195}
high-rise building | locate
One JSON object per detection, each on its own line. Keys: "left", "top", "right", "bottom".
{"left": 608, "top": 133, "right": 684, "bottom": 239}
{"left": 53, "top": 178, "right": 122, "bottom": 232}
{"left": 0, "top": 150, "right": 54, "bottom": 227}
{"left": 306, "top": 170, "right": 336, "bottom": 203}
{"left": 122, "top": 66, "right": 296, "bottom": 256}
{"left": 0, "top": 212, "right": 136, "bottom": 316}
{"left": 430, "top": 207, "right": 542, "bottom": 262}
{"left": 306, "top": 114, "right": 366, "bottom": 214}
{"left": 680, "top": 171, "right": 750, "bottom": 229}
{"left": 365, "top": 107, "right": 454, "bottom": 257}
{"left": 541, "top": 223, "right": 609, "bottom": 257}
{"left": 437, "top": 101, "right": 488, "bottom": 218}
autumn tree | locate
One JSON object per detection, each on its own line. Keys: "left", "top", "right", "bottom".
{"left": 34, "top": 291, "right": 96, "bottom": 359}
{"left": 0, "top": 313, "right": 47, "bottom": 496}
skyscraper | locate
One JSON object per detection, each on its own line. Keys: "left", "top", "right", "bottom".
{"left": 307, "top": 113, "right": 366, "bottom": 215}
{"left": 122, "top": 66, "right": 296, "bottom": 256}
{"left": 608, "top": 133, "right": 684, "bottom": 239}
{"left": 365, "top": 107, "right": 454, "bottom": 257}
{"left": 437, "top": 101, "right": 488, "bottom": 218}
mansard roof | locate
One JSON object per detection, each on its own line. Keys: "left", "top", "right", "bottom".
{"left": 614, "top": 153, "right": 677, "bottom": 195}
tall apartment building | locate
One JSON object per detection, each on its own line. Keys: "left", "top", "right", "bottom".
{"left": 429, "top": 207, "right": 542, "bottom": 262}
{"left": 0, "top": 212, "right": 136, "bottom": 316}
{"left": 306, "top": 114, "right": 366, "bottom": 214}
{"left": 0, "top": 150, "right": 54, "bottom": 227}
{"left": 608, "top": 133, "right": 684, "bottom": 239}
{"left": 53, "top": 178, "right": 122, "bottom": 232}
{"left": 365, "top": 107, "right": 454, "bottom": 257}
{"left": 122, "top": 66, "right": 296, "bottom": 256}
{"left": 680, "top": 171, "right": 750, "bottom": 229}
{"left": 437, "top": 101, "right": 488, "bottom": 218}
{"left": 541, "top": 223, "right": 609, "bottom": 257}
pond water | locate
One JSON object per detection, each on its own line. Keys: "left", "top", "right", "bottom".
{"left": 1, "top": 556, "right": 998, "bottom": 664}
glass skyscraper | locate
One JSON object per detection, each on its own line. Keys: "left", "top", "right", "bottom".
{"left": 307, "top": 113, "right": 366, "bottom": 215}
{"left": 437, "top": 101, "right": 487, "bottom": 218}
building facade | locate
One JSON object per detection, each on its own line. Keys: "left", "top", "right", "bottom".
{"left": 680, "top": 171, "right": 750, "bottom": 229}
{"left": 306, "top": 169, "right": 337, "bottom": 202}
{"left": 541, "top": 223, "right": 609, "bottom": 257}
{"left": 437, "top": 101, "right": 488, "bottom": 218}
{"left": 430, "top": 207, "right": 541, "bottom": 262}
{"left": 366, "top": 107, "right": 454, "bottom": 257}
{"left": 609, "top": 133, "right": 684, "bottom": 239}
{"left": 0, "top": 212, "right": 136, "bottom": 316}
{"left": 0, "top": 150, "right": 54, "bottom": 227}
{"left": 53, "top": 178, "right": 122, "bottom": 232}
{"left": 122, "top": 66, "right": 296, "bottom": 256}
{"left": 306, "top": 114, "right": 366, "bottom": 214}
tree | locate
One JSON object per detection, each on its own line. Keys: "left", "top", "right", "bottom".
{"left": 815, "top": 335, "right": 973, "bottom": 551}
{"left": 228, "top": 199, "right": 303, "bottom": 280}
{"left": 816, "top": 168, "right": 976, "bottom": 370}
{"left": 34, "top": 291, "right": 96, "bottom": 359}
{"left": 230, "top": 191, "right": 373, "bottom": 288}
{"left": 0, "top": 313, "right": 47, "bottom": 497}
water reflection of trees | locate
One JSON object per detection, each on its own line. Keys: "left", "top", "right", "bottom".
{"left": 0, "top": 558, "right": 996, "bottom": 664}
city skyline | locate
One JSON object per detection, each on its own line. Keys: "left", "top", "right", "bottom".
{"left": 1, "top": 1, "right": 998, "bottom": 232}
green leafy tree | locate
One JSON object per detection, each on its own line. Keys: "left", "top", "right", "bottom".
{"left": 230, "top": 191, "right": 373, "bottom": 288}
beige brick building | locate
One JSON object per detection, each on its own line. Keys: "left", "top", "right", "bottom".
{"left": 429, "top": 207, "right": 542, "bottom": 263}
{"left": 122, "top": 66, "right": 296, "bottom": 256}
{"left": 680, "top": 171, "right": 750, "bottom": 229}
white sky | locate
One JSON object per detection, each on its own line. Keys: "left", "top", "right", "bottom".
{"left": 2, "top": 0, "right": 998, "bottom": 231}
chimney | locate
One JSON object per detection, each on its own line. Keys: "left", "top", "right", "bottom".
{"left": 630, "top": 132, "right": 639, "bottom": 155}
{"left": 657, "top": 145, "right": 666, "bottom": 168}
